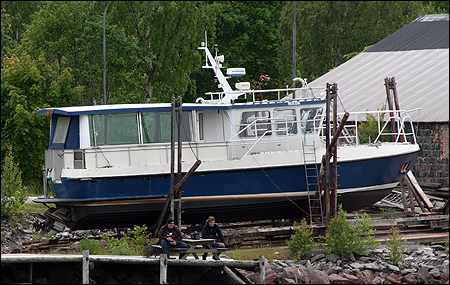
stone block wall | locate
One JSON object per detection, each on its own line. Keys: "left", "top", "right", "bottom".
{"left": 412, "top": 122, "right": 449, "bottom": 187}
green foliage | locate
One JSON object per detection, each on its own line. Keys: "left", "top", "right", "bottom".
{"left": 358, "top": 106, "right": 392, "bottom": 144}
{"left": 324, "top": 204, "right": 379, "bottom": 259}
{"left": 79, "top": 225, "right": 153, "bottom": 256}
{"left": 386, "top": 226, "right": 405, "bottom": 264}
{"left": 1, "top": 144, "right": 28, "bottom": 218}
{"left": 1, "top": 51, "right": 80, "bottom": 188}
{"left": 286, "top": 218, "right": 315, "bottom": 260}
{"left": 278, "top": 1, "right": 438, "bottom": 83}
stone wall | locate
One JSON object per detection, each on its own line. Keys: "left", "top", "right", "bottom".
{"left": 412, "top": 122, "right": 449, "bottom": 187}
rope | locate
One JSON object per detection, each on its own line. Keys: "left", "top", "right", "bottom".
{"left": 180, "top": 112, "right": 199, "bottom": 161}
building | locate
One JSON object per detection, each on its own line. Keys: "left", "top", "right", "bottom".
{"left": 309, "top": 14, "right": 449, "bottom": 187}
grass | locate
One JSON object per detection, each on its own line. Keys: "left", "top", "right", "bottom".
{"left": 225, "top": 245, "right": 293, "bottom": 260}
{"left": 22, "top": 202, "right": 48, "bottom": 214}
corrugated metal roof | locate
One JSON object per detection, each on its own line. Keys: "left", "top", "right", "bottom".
{"left": 366, "top": 14, "right": 449, "bottom": 51}
{"left": 309, "top": 15, "right": 449, "bottom": 122}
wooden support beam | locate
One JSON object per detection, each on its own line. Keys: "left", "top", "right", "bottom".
{"left": 223, "top": 266, "right": 247, "bottom": 284}
{"left": 406, "top": 171, "right": 434, "bottom": 210}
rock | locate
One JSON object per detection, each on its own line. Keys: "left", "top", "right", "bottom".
{"left": 364, "top": 262, "right": 380, "bottom": 271}
{"left": 341, "top": 272, "right": 362, "bottom": 284}
{"left": 430, "top": 268, "right": 441, "bottom": 278}
{"left": 328, "top": 273, "right": 348, "bottom": 284}
{"left": 386, "top": 273, "right": 401, "bottom": 284}
{"left": 361, "top": 269, "right": 374, "bottom": 283}
{"left": 387, "top": 263, "right": 400, "bottom": 272}
{"left": 311, "top": 253, "right": 326, "bottom": 263}
{"left": 265, "top": 272, "right": 281, "bottom": 284}
{"left": 296, "top": 268, "right": 330, "bottom": 284}
{"left": 327, "top": 254, "right": 340, "bottom": 262}
{"left": 422, "top": 247, "right": 436, "bottom": 257}
{"left": 402, "top": 272, "right": 418, "bottom": 284}
{"left": 281, "top": 277, "right": 297, "bottom": 284}
{"left": 349, "top": 262, "right": 364, "bottom": 270}
{"left": 417, "top": 266, "right": 433, "bottom": 283}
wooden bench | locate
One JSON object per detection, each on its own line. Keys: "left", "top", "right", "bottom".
{"left": 149, "top": 243, "right": 229, "bottom": 260}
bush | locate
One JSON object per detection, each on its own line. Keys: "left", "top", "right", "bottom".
{"left": 386, "top": 226, "right": 404, "bottom": 264}
{"left": 1, "top": 144, "right": 28, "bottom": 218}
{"left": 287, "top": 218, "right": 315, "bottom": 260}
{"left": 324, "top": 204, "right": 379, "bottom": 259}
{"left": 79, "top": 225, "right": 153, "bottom": 255}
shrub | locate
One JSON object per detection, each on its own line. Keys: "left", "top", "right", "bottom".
{"left": 1, "top": 144, "right": 28, "bottom": 218}
{"left": 324, "top": 204, "right": 379, "bottom": 259}
{"left": 386, "top": 226, "right": 404, "bottom": 264}
{"left": 79, "top": 225, "right": 153, "bottom": 255}
{"left": 286, "top": 218, "right": 315, "bottom": 260}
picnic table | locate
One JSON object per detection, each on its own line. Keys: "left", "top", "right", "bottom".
{"left": 151, "top": 238, "right": 229, "bottom": 260}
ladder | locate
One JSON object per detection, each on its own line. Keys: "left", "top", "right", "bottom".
{"left": 302, "top": 141, "right": 324, "bottom": 225}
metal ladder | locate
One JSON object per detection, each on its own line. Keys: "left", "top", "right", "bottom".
{"left": 302, "top": 141, "right": 324, "bottom": 224}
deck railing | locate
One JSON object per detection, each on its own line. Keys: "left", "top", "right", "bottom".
{"left": 317, "top": 108, "right": 420, "bottom": 147}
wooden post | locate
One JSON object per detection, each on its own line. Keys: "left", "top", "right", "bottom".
{"left": 28, "top": 262, "right": 33, "bottom": 283}
{"left": 331, "top": 84, "right": 338, "bottom": 218}
{"left": 384, "top": 77, "right": 397, "bottom": 141}
{"left": 259, "top": 255, "right": 266, "bottom": 284}
{"left": 176, "top": 97, "right": 183, "bottom": 228}
{"left": 160, "top": 254, "right": 167, "bottom": 284}
{"left": 82, "top": 250, "right": 89, "bottom": 284}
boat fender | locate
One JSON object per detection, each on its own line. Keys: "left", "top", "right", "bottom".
{"left": 196, "top": 97, "right": 205, "bottom": 104}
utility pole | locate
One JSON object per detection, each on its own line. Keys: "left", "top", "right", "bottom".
{"left": 292, "top": 1, "right": 297, "bottom": 88}
{"left": 103, "top": 1, "right": 112, "bottom": 105}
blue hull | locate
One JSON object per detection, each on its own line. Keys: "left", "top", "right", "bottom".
{"left": 54, "top": 150, "right": 418, "bottom": 199}
{"left": 36, "top": 150, "right": 419, "bottom": 230}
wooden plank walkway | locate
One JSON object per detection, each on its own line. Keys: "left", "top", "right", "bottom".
{"left": 1, "top": 252, "right": 263, "bottom": 284}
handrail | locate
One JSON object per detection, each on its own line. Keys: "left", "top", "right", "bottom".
{"left": 202, "top": 86, "right": 326, "bottom": 103}
{"left": 228, "top": 117, "right": 292, "bottom": 159}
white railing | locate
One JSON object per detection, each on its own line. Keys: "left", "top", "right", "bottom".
{"left": 201, "top": 86, "right": 326, "bottom": 103}
{"left": 325, "top": 108, "right": 420, "bottom": 147}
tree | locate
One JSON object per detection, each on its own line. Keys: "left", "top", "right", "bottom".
{"left": 1, "top": 52, "right": 82, "bottom": 189}
{"left": 278, "top": 1, "right": 439, "bottom": 84}
{"left": 1, "top": 144, "right": 27, "bottom": 217}
{"left": 109, "top": 1, "right": 211, "bottom": 103}
{"left": 1, "top": 1, "right": 43, "bottom": 56}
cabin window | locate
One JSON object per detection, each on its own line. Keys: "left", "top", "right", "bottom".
{"left": 198, "top": 112, "right": 204, "bottom": 140}
{"left": 274, "top": 109, "right": 297, "bottom": 135}
{"left": 89, "top": 113, "right": 139, "bottom": 146}
{"left": 142, "top": 111, "right": 191, "bottom": 143}
{"left": 300, "top": 107, "right": 323, "bottom": 133}
{"left": 239, "top": 111, "right": 272, "bottom": 138}
{"left": 52, "top": 117, "right": 71, "bottom": 144}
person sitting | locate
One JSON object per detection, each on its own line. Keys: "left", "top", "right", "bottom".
{"left": 201, "top": 216, "right": 225, "bottom": 260}
{"left": 158, "top": 218, "right": 189, "bottom": 259}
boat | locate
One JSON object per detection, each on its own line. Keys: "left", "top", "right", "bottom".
{"left": 33, "top": 39, "right": 420, "bottom": 232}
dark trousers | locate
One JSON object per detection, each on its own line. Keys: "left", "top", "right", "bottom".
{"left": 160, "top": 239, "right": 189, "bottom": 259}
{"left": 202, "top": 242, "right": 225, "bottom": 259}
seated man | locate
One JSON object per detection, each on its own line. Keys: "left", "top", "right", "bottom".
{"left": 158, "top": 218, "right": 189, "bottom": 259}
{"left": 201, "top": 216, "right": 225, "bottom": 260}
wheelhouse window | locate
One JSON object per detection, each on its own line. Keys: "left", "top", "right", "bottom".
{"left": 274, "top": 109, "right": 297, "bottom": 135}
{"left": 300, "top": 107, "right": 323, "bottom": 133}
{"left": 52, "top": 117, "right": 71, "bottom": 144}
{"left": 239, "top": 110, "right": 272, "bottom": 138}
{"left": 141, "top": 111, "right": 191, "bottom": 143}
{"left": 89, "top": 113, "right": 139, "bottom": 146}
